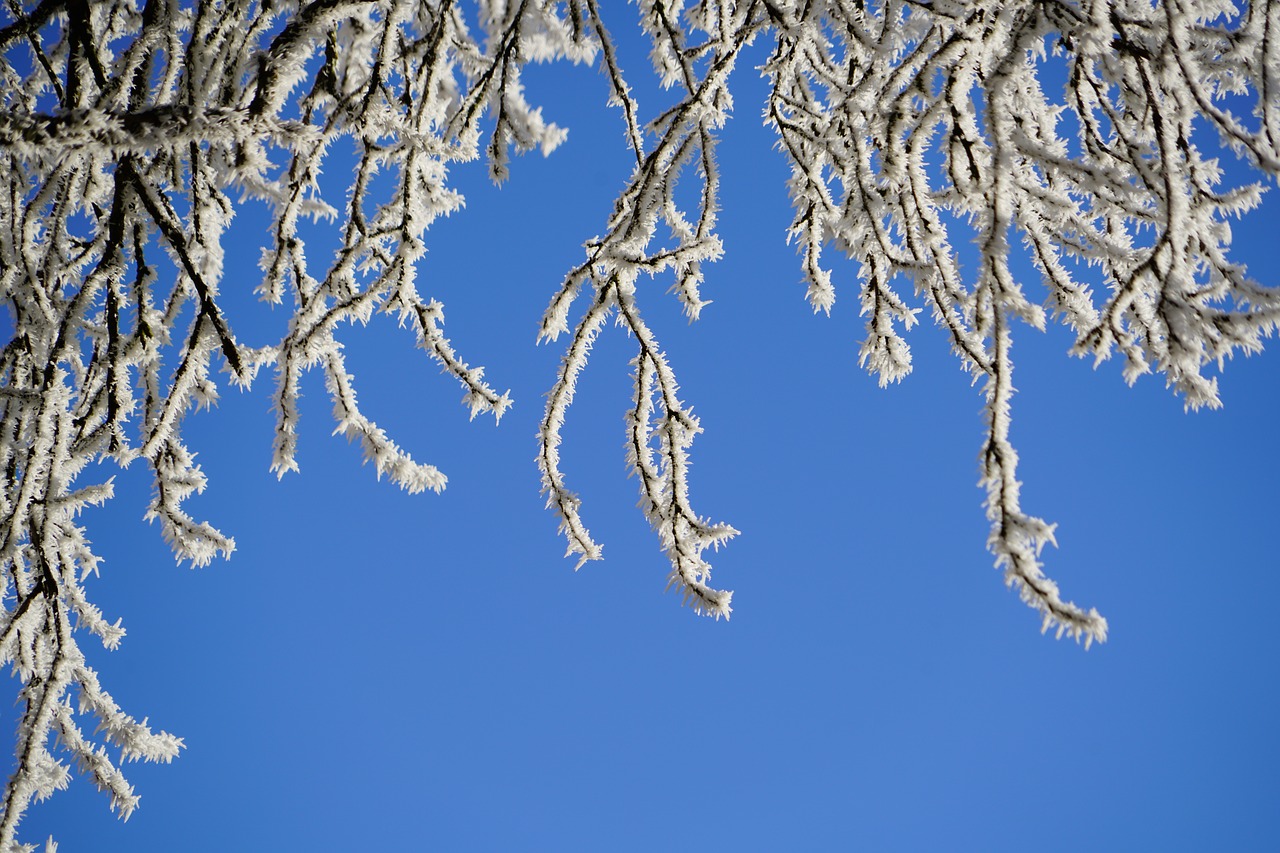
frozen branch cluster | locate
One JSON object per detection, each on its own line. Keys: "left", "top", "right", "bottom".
{"left": 0, "top": 0, "right": 583, "bottom": 846}
{"left": 542, "top": 0, "right": 1280, "bottom": 640}
{"left": 2, "top": 0, "right": 1278, "bottom": 846}
{"left": 756, "top": 0, "right": 1280, "bottom": 647}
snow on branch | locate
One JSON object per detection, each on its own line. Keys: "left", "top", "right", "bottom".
{"left": 537, "top": 0, "right": 1278, "bottom": 647}
{"left": 751, "top": 0, "right": 1278, "bottom": 653}
{"left": 0, "top": 0, "right": 583, "bottom": 845}
{"left": 538, "top": 0, "right": 748, "bottom": 617}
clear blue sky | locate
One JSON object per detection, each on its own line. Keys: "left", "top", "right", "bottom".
{"left": 13, "top": 22, "right": 1280, "bottom": 852}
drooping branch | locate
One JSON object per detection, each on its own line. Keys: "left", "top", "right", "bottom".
{"left": 538, "top": 0, "right": 759, "bottom": 616}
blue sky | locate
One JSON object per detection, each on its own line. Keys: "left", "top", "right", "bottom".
{"left": 12, "top": 19, "right": 1280, "bottom": 852}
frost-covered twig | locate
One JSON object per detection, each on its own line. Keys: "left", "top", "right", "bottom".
{"left": 538, "top": 0, "right": 754, "bottom": 616}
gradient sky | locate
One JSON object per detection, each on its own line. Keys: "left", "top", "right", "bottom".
{"left": 11, "top": 18, "right": 1280, "bottom": 852}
